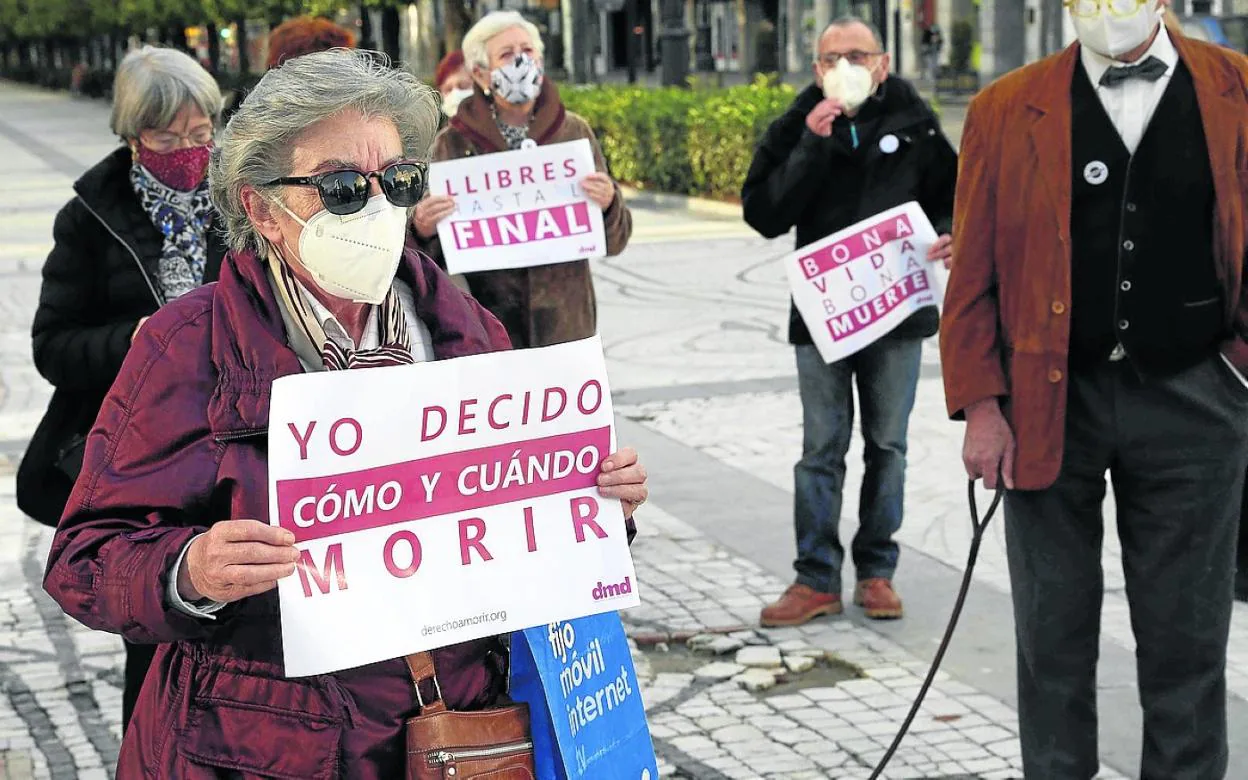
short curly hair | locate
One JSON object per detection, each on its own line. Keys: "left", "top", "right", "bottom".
{"left": 266, "top": 16, "right": 357, "bottom": 70}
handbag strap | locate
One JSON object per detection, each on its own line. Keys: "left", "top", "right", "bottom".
{"left": 404, "top": 652, "right": 447, "bottom": 714}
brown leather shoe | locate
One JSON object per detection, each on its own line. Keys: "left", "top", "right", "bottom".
{"left": 854, "top": 578, "right": 903, "bottom": 619}
{"left": 760, "top": 584, "right": 843, "bottom": 627}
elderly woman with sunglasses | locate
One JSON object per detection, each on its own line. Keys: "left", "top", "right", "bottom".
{"left": 42, "top": 49, "right": 648, "bottom": 777}
{"left": 18, "top": 45, "right": 225, "bottom": 733}
{"left": 414, "top": 11, "right": 632, "bottom": 349}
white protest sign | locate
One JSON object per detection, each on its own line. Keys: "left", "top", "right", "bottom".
{"left": 268, "top": 336, "right": 638, "bottom": 677}
{"left": 785, "top": 201, "right": 941, "bottom": 363}
{"left": 430, "top": 139, "right": 607, "bottom": 275}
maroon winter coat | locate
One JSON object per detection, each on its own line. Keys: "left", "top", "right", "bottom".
{"left": 43, "top": 244, "right": 512, "bottom": 778}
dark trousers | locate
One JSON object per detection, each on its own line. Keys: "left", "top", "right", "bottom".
{"left": 1238, "top": 480, "right": 1248, "bottom": 601}
{"left": 792, "top": 339, "right": 922, "bottom": 593}
{"left": 1004, "top": 356, "right": 1248, "bottom": 779}
{"left": 122, "top": 640, "right": 157, "bottom": 733}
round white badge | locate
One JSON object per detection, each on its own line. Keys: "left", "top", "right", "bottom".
{"left": 520, "top": 138, "right": 538, "bottom": 150}
{"left": 879, "top": 134, "right": 900, "bottom": 154}
{"left": 1084, "top": 161, "right": 1108, "bottom": 185}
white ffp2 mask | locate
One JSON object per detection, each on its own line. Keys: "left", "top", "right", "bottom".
{"left": 1072, "top": 3, "right": 1162, "bottom": 58}
{"left": 822, "top": 58, "right": 876, "bottom": 112}
{"left": 277, "top": 194, "right": 408, "bottom": 305}
{"left": 442, "top": 87, "right": 474, "bottom": 117}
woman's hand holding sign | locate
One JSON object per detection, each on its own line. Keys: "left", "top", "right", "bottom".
{"left": 580, "top": 172, "right": 615, "bottom": 211}
{"left": 413, "top": 195, "right": 457, "bottom": 239}
{"left": 597, "top": 447, "right": 648, "bottom": 519}
{"left": 926, "top": 234, "right": 953, "bottom": 269}
{"left": 178, "top": 520, "right": 300, "bottom": 604}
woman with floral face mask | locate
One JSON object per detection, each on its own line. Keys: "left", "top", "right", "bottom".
{"left": 18, "top": 45, "right": 226, "bottom": 733}
{"left": 413, "top": 11, "right": 633, "bottom": 349}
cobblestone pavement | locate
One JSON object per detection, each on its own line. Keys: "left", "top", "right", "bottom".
{"left": 0, "top": 79, "right": 1221, "bottom": 780}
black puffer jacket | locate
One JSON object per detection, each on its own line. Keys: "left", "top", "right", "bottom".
{"left": 17, "top": 147, "right": 226, "bottom": 527}
{"left": 742, "top": 77, "right": 958, "bottom": 345}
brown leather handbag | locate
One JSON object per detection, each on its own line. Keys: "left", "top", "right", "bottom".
{"left": 404, "top": 652, "right": 536, "bottom": 779}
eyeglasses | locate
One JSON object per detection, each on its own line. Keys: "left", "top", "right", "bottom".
{"left": 1063, "top": 0, "right": 1149, "bottom": 18}
{"left": 818, "top": 50, "right": 883, "bottom": 68}
{"left": 140, "top": 127, "right": 214, "bottom": 152}
{"left": 264, "top": 161, "right": 429, "bottom": 216}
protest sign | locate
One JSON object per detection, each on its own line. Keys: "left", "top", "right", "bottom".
{"left": 785, "top": 201, "right": 941, "bottom": 363}
{"left": 430, "top": 139, "right": 607, "bottom": 275}
{"left": 267, "top": 336, "right": 639, "bottom": 677}
{"left": 511, "top": 614, "right": 659, "bottom": 780}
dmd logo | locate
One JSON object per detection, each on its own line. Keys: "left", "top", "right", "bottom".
{"left": 591, "top": 576, "right": 633, "bottom": 601}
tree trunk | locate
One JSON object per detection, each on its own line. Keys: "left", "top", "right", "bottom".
{"left": 381, "top": 5, "right": 402, "bottom": 62}
{"left": 359, "top": 9, "right": 375, "bottom": 52}
{"left": 167, "top": 24, "right": 190, "bottom": 53}
{"left": 234, "top": 19, "right": 250, "bottom": 74}
{"left": 445, "top": 0, "right": 473, "bottom": 54}
{"left": 207, "top": 22, "right": 221, "bottom": 72}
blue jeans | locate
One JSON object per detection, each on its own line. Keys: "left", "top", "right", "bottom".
{"left": 792, "top": 338, "right": 922, "bottom": 594}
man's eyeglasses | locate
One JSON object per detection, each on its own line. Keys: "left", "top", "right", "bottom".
{"left": 264, "top": 161, "right": 429, "bottom": 216}
{"left": 1063, "top": 0, "right": 1149, "bottom": 18}
{"left": 818, "top": 50, "right": 883, "bottom": 68}
{"left": 140, "top": 127, "right": 214, "bottom": 152}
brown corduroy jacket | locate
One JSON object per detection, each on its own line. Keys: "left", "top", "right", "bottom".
{"left": 419, "top": 80, "right": 632, "bottom": 349}
{"left": 940, "top": 35, "right": 1248, "bottom": 490}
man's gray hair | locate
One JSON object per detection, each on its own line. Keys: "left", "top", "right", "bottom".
{"left": 813, "top": 16, "right": 885, "bottom": 60}
{"left": 210, "top": 48, "right": 440, "bottom": 255}
{"left": 110, "top": 45, "right": 223, "bottom": 139}
{"left": 463, "top": 11, "right": 545, "bottom": 71}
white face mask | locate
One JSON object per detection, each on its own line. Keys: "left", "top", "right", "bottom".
{"left": 822, "top": 58, "right": 876, "bottom": 112}
{"left": 1072, "top": 2, "right": 1162, "bottom": 58}
{"left": 276, "top": 194, "right": 408, "bottom": 305}
{"left": 442, "top": 87, "right": 473, "bottom": 117}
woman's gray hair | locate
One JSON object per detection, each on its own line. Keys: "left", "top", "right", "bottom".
{"left": 463, "top": 11, "right": 545, "bottom": 70}
{"left": 210, "top": 48, "right": 440, "bottom": 255}
{"left": 110, "top": 45, "right": 223, "bottom": 139}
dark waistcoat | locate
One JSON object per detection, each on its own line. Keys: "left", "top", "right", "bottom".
{"left": 1068, "top": 59, "right": 1222, "bottom": 374}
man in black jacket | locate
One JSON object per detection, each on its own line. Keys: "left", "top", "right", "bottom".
{"left": 743, "top": 17, "right": 957, "bottom": 626}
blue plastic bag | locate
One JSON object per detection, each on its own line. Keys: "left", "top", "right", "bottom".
{"left": 510, "top": 612, "right": 659, "bottom": 779}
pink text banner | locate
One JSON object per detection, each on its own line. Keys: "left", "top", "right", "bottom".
{"left": 430, "top": 139, "right": 607, "bottom": 275}
{"left": 784, "top": 202, "right": 945, "bottom": 364}
{"left": 267, "top": 336, "right": 638, "bottom": 677}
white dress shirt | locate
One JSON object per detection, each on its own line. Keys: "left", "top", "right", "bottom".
{"left": 1079, "top": 26, "right": 1178, "bottom": 155}
{"left": 168, "top": 277, "right": 435, "bottom": 618}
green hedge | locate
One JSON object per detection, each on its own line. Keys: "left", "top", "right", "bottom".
{"left": 563, "top": 76, "right": 797, "bottom": 202}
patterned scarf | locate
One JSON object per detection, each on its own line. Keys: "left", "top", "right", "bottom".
{"left": 129, "top": 163, "right": 213, "bottom": 300}
{"left": 492, "top": 105, "right": 531, "bottom": 151}
{"left": 266, "top": 250, "right": 415, "bottom": 371}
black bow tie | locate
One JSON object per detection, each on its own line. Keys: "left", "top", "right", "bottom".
{"left": 1099, "top": 56, "right": 1168, "bottom": 88}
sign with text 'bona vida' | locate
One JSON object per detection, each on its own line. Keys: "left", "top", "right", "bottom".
{"left": 267, "top": 336, "right": 639, "bottom": 677}
{"left": 430, "top": 139, "right": 607, "bottom": 275}
{"left": 786, "top": 201, "right": 942, "bottom": 363}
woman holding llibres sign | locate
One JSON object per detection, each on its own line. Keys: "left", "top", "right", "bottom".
{"left": 413, "top": 11, "right": 633, "bottom": 349}
{"left": 42, "top": 49, "right": 648, "bottom": 778}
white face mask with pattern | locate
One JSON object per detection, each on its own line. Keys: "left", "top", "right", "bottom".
{"left": 490, "top": 52, "right": 544, "bottom": 105}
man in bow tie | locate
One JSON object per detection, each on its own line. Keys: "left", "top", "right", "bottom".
{"left": 941, "top": 1, "right": 1248, "bottom": 777}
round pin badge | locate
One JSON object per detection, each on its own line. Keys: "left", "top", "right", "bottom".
{"left": 520, "top": 138, "right": 538, "bottom": 150}
{"left": 879, "top": 134, "right": 900, "bottom": 154}
{"left": 1084, "top": 161, "right": 1108, "bottom": 185}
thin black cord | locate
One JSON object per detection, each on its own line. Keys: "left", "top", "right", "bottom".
{"left": 867, "top": 479, "right": 1004, "bottom": 780}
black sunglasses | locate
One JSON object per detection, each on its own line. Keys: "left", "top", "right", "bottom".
{"left": 265, "top": 161, "right": 428, "bottom": 216}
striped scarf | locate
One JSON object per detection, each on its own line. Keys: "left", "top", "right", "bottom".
{"left": 267, "top": 251, "right": 414, "bottom": 371}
